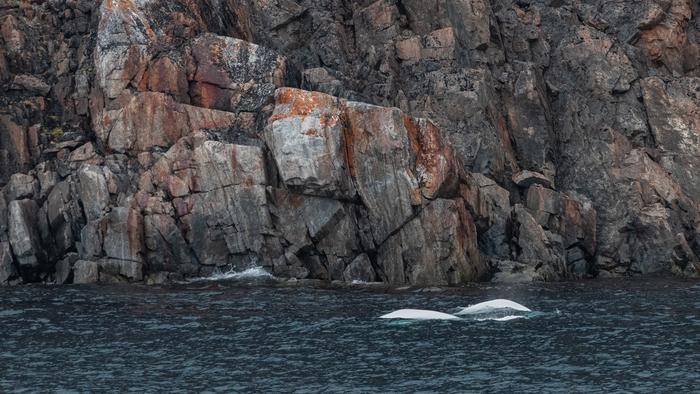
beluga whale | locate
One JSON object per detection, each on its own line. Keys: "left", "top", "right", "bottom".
{"left": 379, "top": 309, "right": 460, "bottom": 320}
{"left": 454, "top": 299, "right": 531, "bottom": 315}
{"left": 379, "top": 299, "right": 533, "bottom": 321}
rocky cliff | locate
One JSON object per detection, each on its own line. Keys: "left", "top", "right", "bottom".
{"left": 0, "top": 0, "right": 698, "bottom": 286}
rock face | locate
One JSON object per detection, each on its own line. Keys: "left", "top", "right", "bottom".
{"left": 0, "top": 0, "right": 697, "bottom": 286}
{"left": 267, "top": 88, "right": 485, "bottom": 285}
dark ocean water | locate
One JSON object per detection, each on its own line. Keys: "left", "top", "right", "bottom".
{"left": 1, "top": 275, "right": 700, "bottom": 393}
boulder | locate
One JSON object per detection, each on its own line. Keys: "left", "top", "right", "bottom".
{"left": 525, "top": 185, "right": 560, "bottom": 226}
{"left": 146, "top": 56, "right": 189, "bottom": 101}
{"left": 46, "top": 181, "right": 72, "bottom": 229}
{"left": 422, "top": 27, "right": 457, "bottom": 61}
{"left": 103, "top": 207, "right": 143, "bottom": 263}
{"left": 266, "top": 89, "right": 356, "bottom": 198}
{"left": 73, "top": 260, "right": 99, "bottom": 284}
{"left": 8, "top": 199, "right": 46, "bottom": 271}
{"left": 343, "top": 254, "right": 376, "bottom": 283}
{"left": 73, "top": 259, "right": 143, "bottom": 284}
{"left": 344, "top": 97, "right": 460, "bottom": 242}
{"left": 0, "top": 116, "right": 32, "bottom": 185}
{"left": 144, "top": 214, "right": 194, "bottom": 273}
{"left": 96, "top": 92, "right": 239, "bottom": 153}
{"left": 0, "top": 192, "right": 7, "bottom": 240}
{"left": 512, "top": 170, "right": 554, "bottom": 190}
{"left": 9, "top": 74, "right": 51, "bottom": 96}
{"left": 491, "top": 260, "right": 548, "bottom": 283}
{"left": 191, "top": 141, "right": 267, "bottom": 193}
{"left": 185, "top": 185, "right": 272, "bottom": 265}
{"left": 377, "top": 198, "right": 487, "bottom": 286}
{"left": 98, "top": 259, "right": 144, "bottom": 283}
{"left": 0, "top": 242, "right": 17, "bottom": 285}
{"left": 189, "top": 33, "right": 291, "bottom": 112}
{"left": 77, "top": 165, "right": 109, "bottom": 222}
{"left": 79, "top": 220, "right": 103, "bottom": 261}
{"left": 55, "top": 253, "right": 79, "bottom": 284}
{"left": 5, "top": 173, "right": 39, "bottom": 201}
{"left": 461, "top": 173, "right": 513, "bottom": 259}
{"left": 511, "top": 204, "right": 567, "bottom": 281}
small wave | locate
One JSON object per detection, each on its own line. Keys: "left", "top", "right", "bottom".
{"left": 191, "top": 266, "right": 276, "bottom": 282}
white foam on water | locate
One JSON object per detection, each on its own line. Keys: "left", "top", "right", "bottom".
{"left": 476, "top": 315, "right": 525, "bottom": 322}
{"left": 193, "top": 266, "right": 275, "bottom": 282}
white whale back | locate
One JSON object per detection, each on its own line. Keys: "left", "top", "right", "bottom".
{"left": 379, "top": 309, "right": 459, "bottom": 320}
{"left": 379, "top": 300, "right": 532, "bottom": 321}
{"left": 454, "top": 299, "right": 531, "bottom": 315}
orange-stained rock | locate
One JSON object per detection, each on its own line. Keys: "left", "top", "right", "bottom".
{"left": 266, "top": 88, "right": 354, "bottom": 199}
{"left": 146, "top": 56, "right": 189, "bottom": 101}
{"left": 637, "top": 1, "right": 694, "bottom": 74}
{"left": 268, "top": 88, "right": 462, "bottom": 243}
{"left": 344, "top": 99, "right": 451, "bottom": 242}
{"left": 189, "top": 33, "right": 290, "bottom": 112}
{"left": 97, "top": 92, "right": 238, "bottom": 153}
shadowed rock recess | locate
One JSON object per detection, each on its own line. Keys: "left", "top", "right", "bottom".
{"left": 0, "top": 0, "right": 698, "bottom": 286}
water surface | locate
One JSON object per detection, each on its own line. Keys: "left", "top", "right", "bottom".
{"left": 1, "top": 277, "right": 699, "bottom": 392}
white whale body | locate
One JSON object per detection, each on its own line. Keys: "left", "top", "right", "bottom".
{"left": 455, "top": 299, "right": 531, "bottom": 315}
{"left": 379, "top": 309, "right": 459, "bottom": 320}
{"left": 379, "top": 299, "right": 532, "bottom": 321}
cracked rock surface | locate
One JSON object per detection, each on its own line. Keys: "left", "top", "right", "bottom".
{"left": 0, "top": 0, "right": 698, "bottom": 285}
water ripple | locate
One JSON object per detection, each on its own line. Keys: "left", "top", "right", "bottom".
{"left": 0, "top": 279, "right": 699, "bottom": 392}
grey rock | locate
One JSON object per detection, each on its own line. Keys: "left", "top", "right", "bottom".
{"left": 98, "top": 259, "right": 144, "bottom": 282}
{"left": 1, "top": 0, "right": 699, "bottom": 286}
{"left": 512, "top": 205, "right": 567, "bottom": 281}
{"left": 378, "top": 198, "right": 487, "bottom": 286}
{"left": 35, "top": 163, "right": 59, "bottom": 199}
{"left": 144, "top": 214, "right": 193, "bottom": 273}
{"left": 5, "top": 173, "right": 39, "bottom": 201}
{"left": 46, "top": 181, "right": 72, "bottom": 228}
{"left": 491, "top": 260, "right": 548, "bottom": 283}
{"left": 55, "top": 253, "right": 79, "bottom": 284}
{"left": 10, "top": 74, "right": 51, "bottom": 96}
{"left": 0, "top": 242, "right": 17, "bottom": 285}
{"left": 73, "top": 260, "right": 99, "bottom": 284}
{"left": 8, "top": 199, "right": 46, "bottom": 270}
{"left": 266, "top": 89, "right": 356, "bottom": 198}
{"left": 0, "top": 192, "right": 7, "bottom": 241}
{"left": 77, "top": 165, "right": 109, "bottom": 222}
{"left": 189, "top": 33, "right": 290, "bottom": 113}
{"left": 513, "top": 170, "right": 554, "bottom": 190}
{"left": 641, "top": 77, "right": 700, "bottom": 202}
{"left": 73, "top": 258, "right": 143, "bottom": 284}
{"left": 103, "top": 208, "right": 143, "bottom": 263}
{"left": 191, "top": 141, "right": 267, "bottom": 193}
{"left": 79, "top": 220, "right": 103, "bottom": 261}
{"left": 343, "top": 254, "right": 376, "bottom": 283}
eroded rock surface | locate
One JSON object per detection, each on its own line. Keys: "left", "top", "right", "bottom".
{"left": 0, "top": 0, "right": 698, "bottom": 285}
